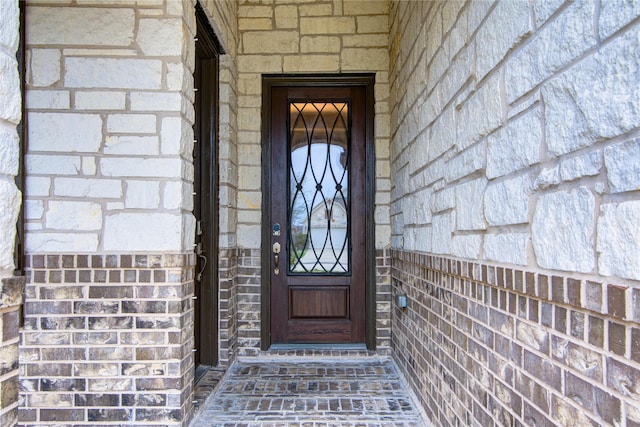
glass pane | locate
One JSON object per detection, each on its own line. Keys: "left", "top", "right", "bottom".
{"left": 289, "top": 102, "right": 349, "bottom": 274}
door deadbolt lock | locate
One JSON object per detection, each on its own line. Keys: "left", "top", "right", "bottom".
{"left": 273, "top": 242, "right": 281, "bottom": 275}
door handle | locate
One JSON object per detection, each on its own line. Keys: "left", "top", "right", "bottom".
{"left": 196, "top": 242, "right": 207, "bottom": 282}
{"left": 273, "top": 242, "right": 281, "bottom": 275}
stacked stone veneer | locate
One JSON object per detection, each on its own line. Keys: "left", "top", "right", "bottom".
{"left": 0, "top": 0, "right": 24, "bottom": 425}
{"left": 235, "top": 0, "right": 392, "bottom": 355}
{"left": 389, "top": 1, "right": 640, "bottom": 426}
{"left": 19, "top": 1, "right": 226, "bottom": 425}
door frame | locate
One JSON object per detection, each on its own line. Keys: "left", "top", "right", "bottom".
{"left": 193, "top": 2, "right": 222, "bottom": 369}
{"left": 260, "top": 74, "right": 376, "bottom": 350}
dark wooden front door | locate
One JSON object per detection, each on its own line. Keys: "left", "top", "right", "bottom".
{"left": 264, "top": 77, "right": 374, "bottom": 345}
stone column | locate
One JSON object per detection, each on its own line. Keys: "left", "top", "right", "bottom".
{"left": 0, "top": 1, "right": 24, "bottom": 426}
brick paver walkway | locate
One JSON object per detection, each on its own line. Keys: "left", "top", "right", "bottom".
{"left": 191, "top": 357, "right": 428, "bottom": 426}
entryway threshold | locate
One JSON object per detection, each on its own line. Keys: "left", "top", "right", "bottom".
{"left": 190, "top": 356, "right": 431, "bottom": 426}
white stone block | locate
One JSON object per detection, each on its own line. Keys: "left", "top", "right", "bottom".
{"left": 27, "top": 7, "right": 134, "bottom": 46}
{"left": 597, "top": 201, "right": 640, "bottom": 280}
{"left": 26, "top": 90, "right": 70, "bottom": 109}
{"left": 166, "top": 62, "right": 188, "bottom": 92}
{"left": 25, "top": 177, "right": 50, "bottom": 197}
{"left": 431, "top": 187, "right": 454, "bottom": 214}
{"left": 410, "top": 226, "right": 432, "bottom": 253}
{"left": 237, "top": 224, "right": 261, "bottom": 249}
{"left": 104, "top": 212, "right": 182, "bottom": 251}
{"left": 475, "top": 0, "right": 531, "bottom": 80}
{"left": 29, "top": 113, "right": 102, "bottom": 153}
{"left": 484, "top": 233, "right": 529, "bottom": 266}
{"left": 457, "top": 73, "right": 502, "bottom": 150}
{"left": 24, "top": 200, "right": 43, "bottom": 220}
{"left": 432, "top": 212, "right": 453, "bottom": 254}
{"left": 163, "top": 181, "right": 182, "bottom": 210}
{"left": 506, "top": 1, "right": 596, "bottom": 103}
{"left": 0, "top": 180, "right": 19, "bottom": 272}
{"left": 445, "top": 141, "right": 485, "bottom": 183}
{"left": 106, "top": 202, "right": 124, "bottom": 211}
{"left": 65, "top": 57, "right": 162, "bottom": 89}
{"left": 452, "top": 235, "right": 482, "bottom": 260}
{"left": 532, "top": 187, "right": 595, "bottom": 273}
{"left": 560, "top": 150, "right": 602, "bottom": 182}
{"left": 100, "top": 158, "right": 182, "bottom": 178}
{"left": 82, "top": 156, "right": 97, "bottom": 175}
{"left": 25, "top": 154, "right": 81, "bottom": 176}
{"left": 54, "top": 178, "right": 122, "bottom": 199}
{"left": 0, "top": 53, "right": 20, "bottom": 123}
{"left": 532, "top": 166, "right": 560, "bottom": 191}
{"left": 28, "top": 49, "right": 61, "bottom": 88}
{"left": 599, "top": 0, "right": 640, "bottom": 40}
{"left": 107, "top": 114, "right": 156, "bottom": 134}
{"left": 75, "top": 91, "right": 126, "bottom": 110}
{"left": 136, "top": 18, "right": 184, "bottom": 56}
{"left": 161, "top": 117, "right": 192, "bottom": 156}
{"left": 484, "top": 175, "right": 530, "bottom": 226}
{"left": 487, "top": 108, "right": 542, "bottom": 179}
{"left": 125, "top": 180, "right": 160, "bottom": 209}
{"left": 455, "top": 178, "right": 487, "bottom": 231}
{"left": 604, "top": 138, "right": 640, "bottom": 193}
{"left": 532, "top": 0, "right": 565, "bottom": 28}
{"left": 0, "top": 0, "right": 19, "bottom": 51}
{"left": 104, "top": 136, "right": 159, "bottom": 155}
{"left": 46, "top": 201, "right": 102, "bottom": 231}
{"left": 25, "top": 232, "right": 98, "bottom": 253}
{"left": 130, "top": 92, "right": 182, "bottom": 112}
{"left": 544, "top": 27, "right": 640, "bottom": 156}
{"left": 0, "top": 121, "right": 19, "bottom": 175}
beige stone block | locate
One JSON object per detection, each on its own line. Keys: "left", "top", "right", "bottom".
{"left": 239, "top": 5, "right": 273, "bottom": 18}
{"left": 237, "top": 191, "right": 261, "bottom": 210}
{"left": 275, "top": 6, "right": 298, "bottom": 28}
{"left": 238, "top": 166, "right": 261, "bottom": 190}
{"left": 301, "top": 36, "right": 341, "bottom": 53}
{"left": 300, "top": 4, "right": 333, "bottom": 16}
{"left": 239, "top": 95, "right": 261, "bottom": 108}
{"left": 238, "top": 107, "right": 261, "bottom": 132}
{"left": 238, "top": 55, "right": 282, "bottom": 73}
{"left": 357, "top": 15, "right": 389, "bottom": 33}
{"left": 239, "top": 18, "right": 273, "bottom": 31}
{"left": 341, "top": 48, "right": 388, "bottom": 71}
{"left": 136, "top": 18, "right": 184, "bottom": 56}
{"left": 238, "top": 141, "right": 262, "bottom": 163}
{"left": 243, "top": 31, "right": 298, "bottom": 54}
{"left": 27, "top": 7, "right": 135, "bottom": 46}
{"left": 300, "top": 17, "right": 355, "bottom": 34}
{"left": 75, "top": 91, "right": 126, "bottom": 110}
{"left": 28, "top": 49, "right": 61, "bottom": 87}
{"left": 284, "top": 55, "right": 339, "bottom": 72}
{"left": 344, "top": 0, "right": 388, "bottom": 15}
{"left": 239, "top": 76, "right": 262, "bottom": 96}
{"left": 343, "top": 34, "right": 388, "bottom": 48}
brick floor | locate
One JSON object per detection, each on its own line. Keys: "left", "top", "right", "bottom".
{"left": 191, "top": 357, "right": 428, "bottom": 426}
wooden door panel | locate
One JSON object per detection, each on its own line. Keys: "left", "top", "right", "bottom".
{"left": 289, "top": 287, "right": 349, "bottom": 319}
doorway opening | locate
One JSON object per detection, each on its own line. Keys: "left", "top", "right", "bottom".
{"left": 261, "top": 75, "right": 376, "bottom": 350}
{"left": 193, "top": 3, "right": 222, "bottom": 379}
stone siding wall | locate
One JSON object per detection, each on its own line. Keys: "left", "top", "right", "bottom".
{"left": 235, "top": 0, "right": 392, "bottom": 355}
{"left": 20, "top": 1, "right": 206, "bottom": 425}
{"left": 0, "top": 1, "right": 24, "bottom": 425}
{"left": 389, "top": 1, "right": 640, "bottom": 426}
